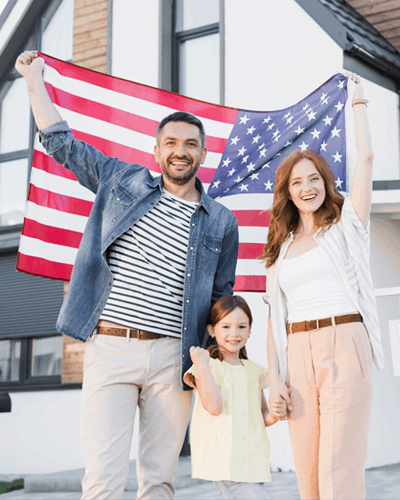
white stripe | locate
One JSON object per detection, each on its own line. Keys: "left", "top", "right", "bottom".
{"left": 239, "top": 226, "right": 268, "bottom": 243}
{"left": 216, "top": 192, "right": 274, "bottom": 210}
{"left": 19, "top": 235, "right": 77, "bottom": 264}
{"left": 30, "top": 166, "right": 96, "bottom": 202}
{"left": 44, "top": 65, "right": 235, "bottom": 139}
{"left": 25, "top": 201, "right": 87, "bottom": 233}
{"left": 235, "top": 258, "right": 266, "bottom": 276}
{"left": 50, "top": 105, "right": 222, "bottom": 170}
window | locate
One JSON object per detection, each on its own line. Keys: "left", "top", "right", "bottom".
{"left": 0, "top": 0, "right": 74, "bottom": 231}
{"left": 172, "top": 0, "right": 222, "bottom": 104}
{"left": 0, "top": 0, "right": 74, "bottom": 392}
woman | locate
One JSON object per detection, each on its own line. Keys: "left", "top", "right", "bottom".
{"left": 261, "top": 73, "right": 383, "bottom": 500}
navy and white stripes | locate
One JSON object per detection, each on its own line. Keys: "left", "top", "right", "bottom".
{"left": 100, "top": 189, "right": 198, "bottom": 338}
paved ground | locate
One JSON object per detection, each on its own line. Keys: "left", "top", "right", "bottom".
{"left": 1, "top": 462, "right": 399, "bottom": 499}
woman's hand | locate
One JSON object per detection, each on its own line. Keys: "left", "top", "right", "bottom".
{"left": 345, "top": 71, "right": 365, "bottom": 103}
{"left": 15, "top": 51, "right": 44, "bottom": 81}
{"left": 269, "top": 377, "right": 292, "bottom": 420}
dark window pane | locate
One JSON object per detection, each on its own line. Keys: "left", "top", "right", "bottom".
{"left": 0, "top": 340, "right": 21, "bottom": 382}
{"left": 31, "top": 336, "right": 63, "bottom": 377}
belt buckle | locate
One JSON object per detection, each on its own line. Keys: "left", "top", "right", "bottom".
{"left": 310, "top": 319, "right": 320, "bottom": 331}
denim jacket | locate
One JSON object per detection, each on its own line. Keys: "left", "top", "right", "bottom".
{"left": 39, "top": 121, "right": 239, "bottom": 388}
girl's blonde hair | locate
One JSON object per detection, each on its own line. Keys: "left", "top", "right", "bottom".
{"left": 206, "top": 295, "right": 251, "bottom": 361}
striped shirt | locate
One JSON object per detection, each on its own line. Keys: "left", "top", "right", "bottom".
{"left": 100, "top": 189, "right": 198, "bottom": 338}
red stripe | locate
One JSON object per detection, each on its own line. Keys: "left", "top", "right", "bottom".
{"left": 28, "top": 185, "right": 93, "bottom": 217}
{"left": 238, "top": 243, "right": 264, "bottom": 259}
{"left": 41, "top": 53, "right": 238, "bottom": 124}
{"left": 45, "top": 83, "right": 228, "bottom": 154}
{"left": 17, "top": 253, "right": 73, "bottom": 281}
{"left": 22, "top": 219, "right": 83, "bottom": 248}
{"left": 234, "top": 275, "right": 266, "bottom": 292}
{"left": 233, "top": 210, "right": 270, "bottom": 227}
{"left": 33, "top": 150, "right": 78, "bottom": 180}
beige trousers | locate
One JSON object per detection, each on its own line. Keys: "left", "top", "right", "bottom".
{"left": 80, "top": 334, "right": 192, "bottom": 500}
{"left": 286, "top": 322, "right": 373, "bottom": 500}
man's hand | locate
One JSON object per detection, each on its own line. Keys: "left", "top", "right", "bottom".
{"left": 15, "top": 51, "right": 44, "bottom": 82}
{"left": 189, "top": 346, "right": 210, "bottom": 368}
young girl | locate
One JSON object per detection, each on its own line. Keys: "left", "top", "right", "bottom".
{"left": 184, "top": 295, "right": 286, "bottom": 500}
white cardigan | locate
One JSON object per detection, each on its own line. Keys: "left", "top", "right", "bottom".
{"left": 265, "top": 197, "right": 383, "bottom": 382}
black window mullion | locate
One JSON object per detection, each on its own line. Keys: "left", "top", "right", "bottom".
{"left": 19, "top": 338, "right": 29, "bottom": 384}
{"left": 0, "top": 149, "right": 30, "bottom": 163}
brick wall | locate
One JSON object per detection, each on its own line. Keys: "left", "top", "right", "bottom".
{"left": 72, "top": 0, "right": 108, "bottom": 72}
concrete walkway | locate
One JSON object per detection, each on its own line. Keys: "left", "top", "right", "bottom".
{"left": 1, "top": 460, "right": 399, "bottom": 499}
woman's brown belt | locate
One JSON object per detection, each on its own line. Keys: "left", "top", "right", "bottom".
{"left": 286, "top": 312, "right": 362, "bottom": 335}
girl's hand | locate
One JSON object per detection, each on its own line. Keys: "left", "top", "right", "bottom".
{"left": 269, "top": 378, "right": 292, "bottom": 420}
{"left": 189, "top": 346, "right": 210, "bottom": 368}
{"left": 270, "top": 399, "right": 287, "bottom": 420}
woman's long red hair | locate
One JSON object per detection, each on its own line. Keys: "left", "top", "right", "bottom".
{"left": 259, "top": 150, "right": 344, "bottom": 268}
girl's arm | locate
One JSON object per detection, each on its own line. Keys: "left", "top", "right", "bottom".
{"left": 261, "top": 391, "right": 286, "bottom": 426}
{"left": 189, "top": 346, "right": 223, "bottom": 416}
{"left": 348, "top": 72, "right": 374, "bottom": 228}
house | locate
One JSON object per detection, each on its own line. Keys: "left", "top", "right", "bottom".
{"left": 0, "top": 0, "right": 399, "bottom": 474}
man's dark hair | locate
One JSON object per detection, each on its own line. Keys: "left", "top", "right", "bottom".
{"left": 156, "top": 111, "right": 206, "bottom": 148}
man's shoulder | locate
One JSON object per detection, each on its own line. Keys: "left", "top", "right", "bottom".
{"left": 203, "top": 193, "right": 237, "bottom": 227}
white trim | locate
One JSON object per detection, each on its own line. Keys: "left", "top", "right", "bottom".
{"left": 374, "top": 287, "right": 400, "bottom": 297}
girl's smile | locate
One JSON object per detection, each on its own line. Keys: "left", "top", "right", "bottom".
{"left": 208, "top": 308, "right": 250, "bottom": 364}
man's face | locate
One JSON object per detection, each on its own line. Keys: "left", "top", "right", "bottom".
{"left": 154, "top": 121, "right": 207, "bottom": 185}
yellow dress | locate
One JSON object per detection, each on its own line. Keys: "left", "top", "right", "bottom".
{"left": 184, "top": 358, "right": 271, "bottom": 482}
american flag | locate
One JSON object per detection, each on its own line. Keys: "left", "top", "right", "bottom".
{"left": 17, "top": 54, "right": 348, "bottom": 291}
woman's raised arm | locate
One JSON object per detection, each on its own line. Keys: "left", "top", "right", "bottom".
{"left": 348, "top": 72, "right": 374, "bottom": 228}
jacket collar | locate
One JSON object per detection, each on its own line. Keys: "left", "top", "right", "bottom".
{"left": 147, "top": 174, "right": 211, "bottom": 215}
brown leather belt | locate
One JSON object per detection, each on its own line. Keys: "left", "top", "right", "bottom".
{"left": 286, "top": 312, "right": 362, "bottom": 335}
{"left": 97, "top": 326, "right": 163, "bottom": 340}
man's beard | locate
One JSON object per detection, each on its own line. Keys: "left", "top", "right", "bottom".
{"left": 161, "top": 161, "right": 200, "bottom": 186}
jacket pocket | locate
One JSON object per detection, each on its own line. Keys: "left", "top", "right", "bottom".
{"left": 199, "top": 236, "right": 222, "bottom": 276}
{"left": 111, "top": 185, "right": 136, "bottom": 207}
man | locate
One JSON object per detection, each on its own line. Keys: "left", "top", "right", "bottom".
{"left": 16, "top": 51, "right": 238, "bottom": 500}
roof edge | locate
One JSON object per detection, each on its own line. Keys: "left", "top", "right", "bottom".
{"left": 294, "top": 0, "right": 347, "bottom": 48}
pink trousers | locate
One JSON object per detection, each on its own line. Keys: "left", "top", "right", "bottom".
{"left": 287, "top": 322, "right": 373, "bottom": 500}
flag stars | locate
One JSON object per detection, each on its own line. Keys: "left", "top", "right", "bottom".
{"left": 273, "top": 135, "right": 281, "bottom": 143}
{"left": 262, "top": 162, "right": 271, "bottom": 169}
{"left": 307, "top": 110, "right": 317, "bottom": 121}
{"left": 299, "top": 141, "right": 309, "bottom": 152}
{"left": 331, "top": 126, "right": 341, "bottom": 138}
{"left": 272, "top": 129, "right": 280, "bottom": 138}
{"left": 222, "top": 157, "right": 232, "bottom": 167}
{"left": 247, "top": 125, "right": 256, "bottom": 134}
{"left": 264, "top": 180, "right": 274, "bottom": 191}
{"left": 310, "top": 128, "right": 321, "bottom": 139}
{"left": 302, "top": 103, "right": 310, "bottom": 111}
{"left": 332, "top": 152, "right": 342, "bottom": 163}
{"left": 258, "top": 142, "right": 266, "bottom": 150}
{"left": 227, "top": 167, "right": 236, "bottom": 177}
{"left": 234, "top": 175, "right": 244, "bottom": 183}
{"left": 252, "top": 134, "right": 261, "bottom": 143}
{"left": 284, "top": 140, "right": 293, "bottom": 147}
{"left": 320, "top": 92, "right": 329, "bottom": 105}
{"left": 286, "top": 116, "right": 294, "bottom": 125}
{"left": 250, "top": 173, "right": 259, "bottom": 180}
{"left": 335, "top": 177, "right": 343, "bottom": 189}
{"left": 335, "top": 101, "right": 344, "bottom": 112}
{"left": 263, "top": 116, "right": 272, "bottom": 124}
{"left": 239, "top": 114, "right": 250, "bottom": 124}
{"left": 237, "top": 146, "right": 247, "bottom": 156}
{"left": 267, "top": 123, "right": 275, "bottom": 130}
{"left": 259, "top": 147, "right": 268, "bottom": 158}
{"left": 338, "top": 80, "right": 345, "bottom": 89}
{"left": 284, "top": 111, "right": 292, "bottom": 119}
{"left": 230, "top": 136, "right": 240, "bottom": 145}
{"left": 246, "top": 162, "right": 256, "bottom": 172}
{"left": 239, "top": 184, "right": 249, "bottom": 192}
{"left": 242, "top": 155, "right": 249, "bottom": 163}
{"left": 320, "top": 141, "right": 327, "bottom": 152}
{"left": 323, "top": 115, "right": 333, "bottom": 126}
{"left": 294, "top": 125, "right": 305, "bottom": 135}
{"left": 212, "top": 179, "right": 221, "bottom": 189}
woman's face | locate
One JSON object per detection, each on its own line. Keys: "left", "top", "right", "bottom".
{"left": 288, "top": 158, "right": 326, "bottom": 215}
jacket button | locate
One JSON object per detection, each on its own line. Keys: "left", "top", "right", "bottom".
{"left": 186, "top": 299, "right": 190, "bottom": 303}
{"left": 150, "top": 202, "right": 154, "bottom": 205}
{"left": 109, "top": 283, "right": 112, "bottom": 286}
{"left": 132, "top": 217, "right": 136, "bottom": 221}
{"left": 187, "top": 273, "right": 190, "bottom": 277}
{"left": 192, "top": 223, "right": 195, "bottom": 226}
{"left": 96, "top": 308, "right": 100, "bottom": 312}
{"left": 184, "top": 327, "right": 187, "bottom": 331}
{"left": 190, "top": 247, "right": 193, "bottom": 250}
{"left": 116, "top": 198, "right": 120, "bottom": 201}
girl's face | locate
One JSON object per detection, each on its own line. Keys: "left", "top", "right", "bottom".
{"left": 288, "top": 158, "right": 326, "bottom": 215}
{"left": 208, "top": 307, "right": 250, "bottom": 362}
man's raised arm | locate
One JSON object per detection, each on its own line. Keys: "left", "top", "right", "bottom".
{"left": 15, "top": 51, "right": 62, "bottom": 130}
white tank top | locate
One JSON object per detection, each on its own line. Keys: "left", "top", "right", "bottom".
{"left": 278, "top": 245, "right": 356, "bottom": 322}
